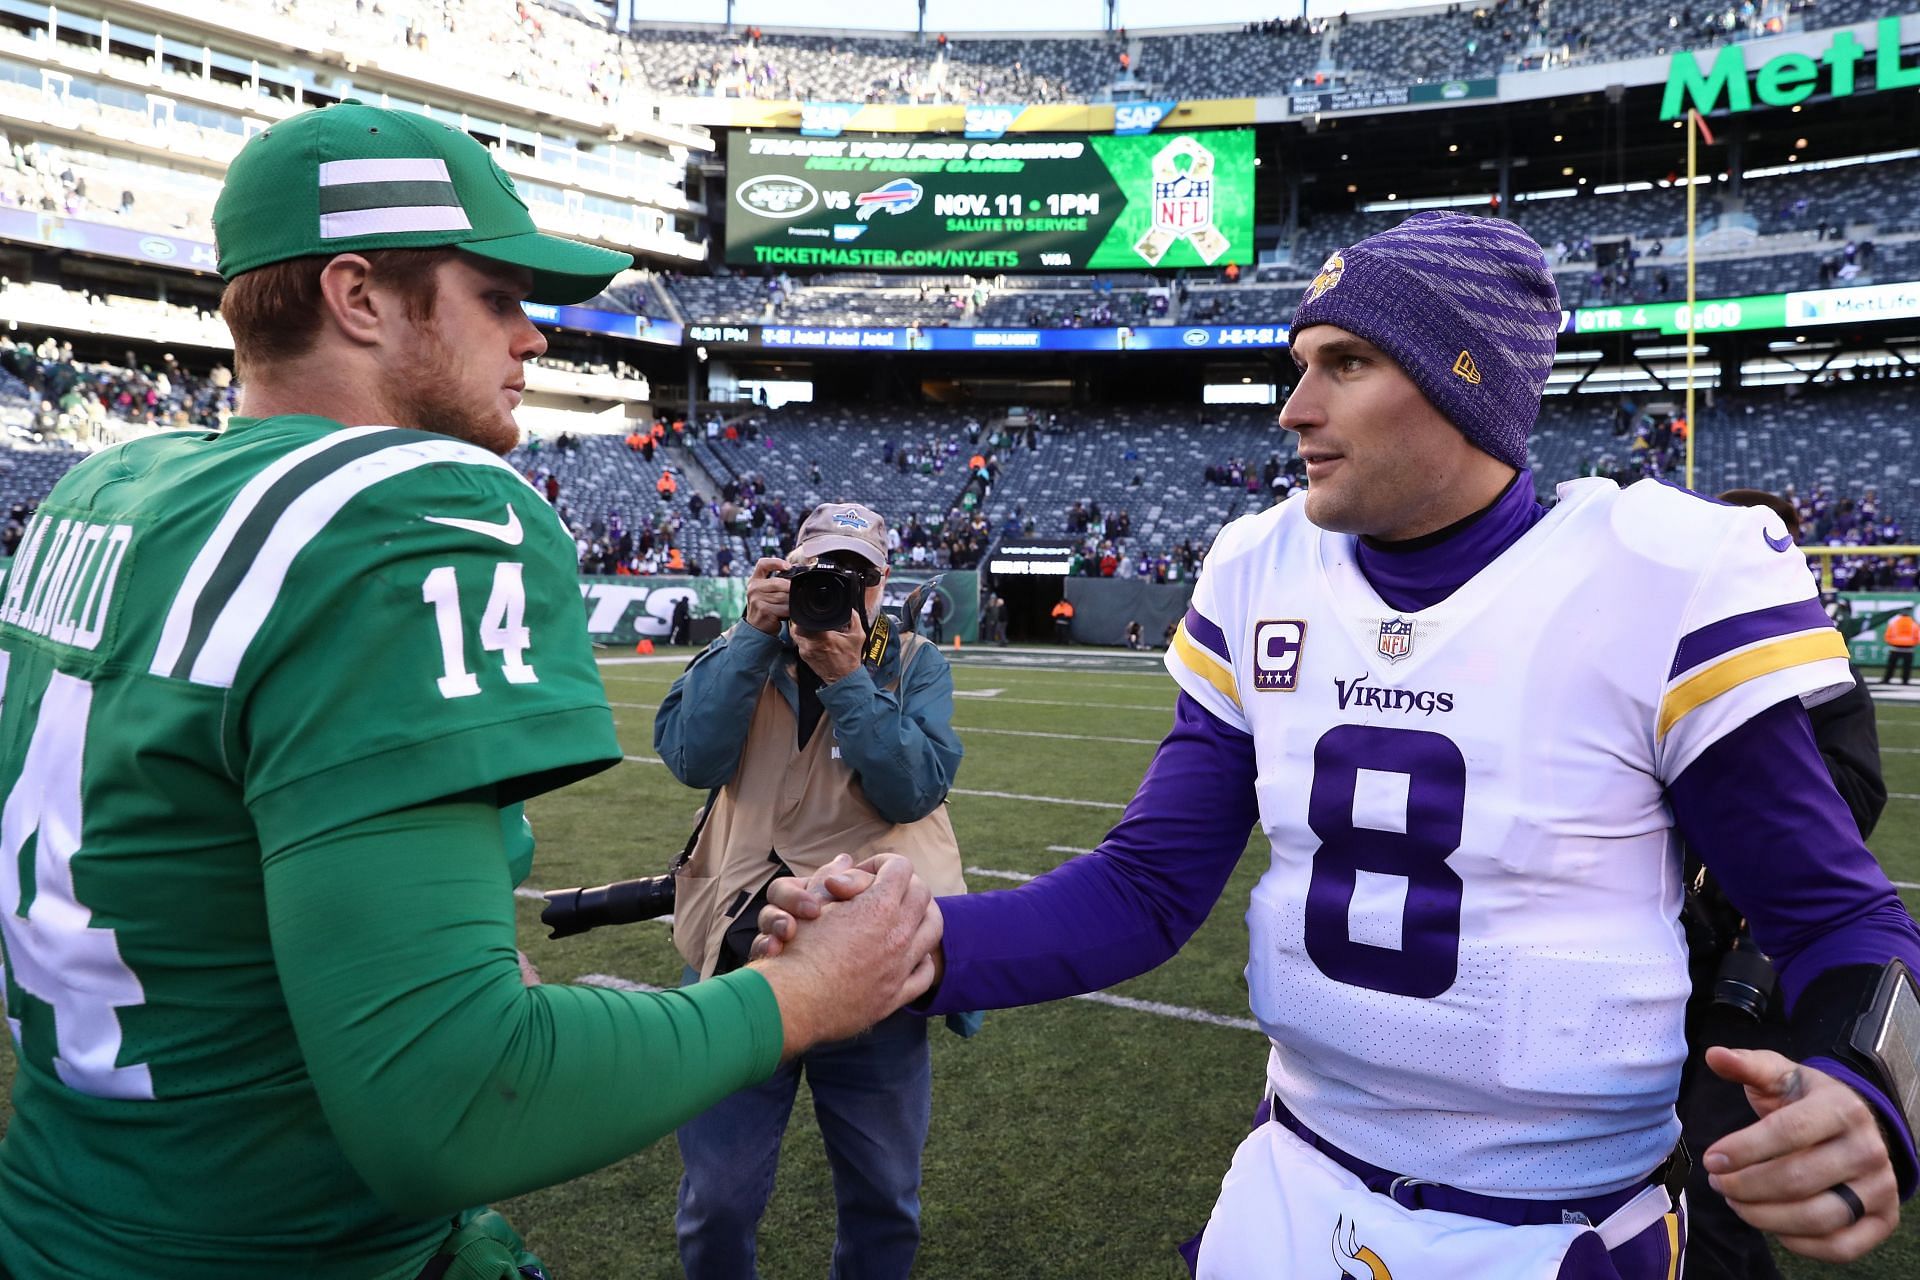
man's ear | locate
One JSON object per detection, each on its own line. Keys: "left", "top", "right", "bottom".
{"left": 315, "top": 254, "right": 384, "bottom": 349}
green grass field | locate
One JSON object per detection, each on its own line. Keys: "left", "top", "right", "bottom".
{"left": 2, "top": 645, "right": 1918, "bottom": 1277}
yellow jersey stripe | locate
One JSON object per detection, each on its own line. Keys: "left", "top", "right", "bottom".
{"left": 1172, "top": 622, "right": 1242, "bottom": 709}
{"left": 1656, "top": 629, "right": 1849, "bottom": 741}
{"left": 1663, "top": 1212, "right": 1680, "bottom": 1280}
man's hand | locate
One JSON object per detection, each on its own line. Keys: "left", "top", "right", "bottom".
{"left": 1704, "top": 1046, "right": 1900, "bottom": 1262}
{"left": 750, "top": 854, "right": 943, "bottom": 1057}
{"left": 792, "top": 612, "right": 865, "bottom": 684}
{"left": 751, "top": 854, "right": 872, "bottom": 962}
{"left": 743, "top": 558, "right": 791, "bottom": 635}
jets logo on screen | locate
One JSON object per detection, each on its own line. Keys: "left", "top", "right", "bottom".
{"left": 856, "top": 179, "right": 924, "bottom": 221}
{"left": 736, "top": 174, "right": 819, "bottom": 219}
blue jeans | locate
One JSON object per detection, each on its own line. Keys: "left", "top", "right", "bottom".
{"left": 674, "top": 992, "right": 931, "bottom": 1280}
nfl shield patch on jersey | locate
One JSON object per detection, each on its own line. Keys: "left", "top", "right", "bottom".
{"left": 1376, "top": 617, "right": 1415, "bottom": 663}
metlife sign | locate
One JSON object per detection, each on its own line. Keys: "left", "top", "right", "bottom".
{"left": 1785, "top": 280, "right": 1920, "bottom": 327}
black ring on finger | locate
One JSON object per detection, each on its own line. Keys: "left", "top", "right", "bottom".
{"left": 1829, "top": 1182, "right": 1867, "bottom": 1226}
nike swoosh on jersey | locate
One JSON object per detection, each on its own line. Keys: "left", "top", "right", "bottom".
{"left": 424, "top": 506, "right": 524, "bottom": 545}
{"left": 1764, "top": 529, "right": 1794, "bottom": 552}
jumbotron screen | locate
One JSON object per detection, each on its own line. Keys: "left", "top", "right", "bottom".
{"left": 724, "top": 129, "right": 1256, "bottom": 272}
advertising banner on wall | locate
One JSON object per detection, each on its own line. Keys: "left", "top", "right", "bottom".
{"left": 580, "top": 570, "right": 977, "bottom": 645}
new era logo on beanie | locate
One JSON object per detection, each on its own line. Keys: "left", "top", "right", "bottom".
{"left": 1289, "top": 211, "right": 1560, "bottom": 471}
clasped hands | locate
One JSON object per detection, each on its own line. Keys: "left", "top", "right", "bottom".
{"left": 748, "top": 854, "right": 945, "bottom": 1056}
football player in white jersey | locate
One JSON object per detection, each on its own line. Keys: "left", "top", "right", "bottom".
{"left": 758, "top": 212, "right": 1919, "bottom": 1278}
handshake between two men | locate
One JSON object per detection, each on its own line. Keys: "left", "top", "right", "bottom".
{"left": 747, "top": 854, "right": 945, "bottom": 1056}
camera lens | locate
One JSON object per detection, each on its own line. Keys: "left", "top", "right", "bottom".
{"left": 788, "top": 567, "right": 858, "bottom": 631}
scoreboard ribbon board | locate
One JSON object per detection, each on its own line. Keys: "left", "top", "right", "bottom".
{"left": 725, "top": 130, "right": 1255, "bottom": 272}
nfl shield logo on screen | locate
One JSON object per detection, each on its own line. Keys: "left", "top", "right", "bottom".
{"left": 1377, "top": 617, "right": 1415, "bottom": 662}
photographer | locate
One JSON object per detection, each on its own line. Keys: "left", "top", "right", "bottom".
{"left": 654, "top": 502, "right": 972, "bottom": 1280}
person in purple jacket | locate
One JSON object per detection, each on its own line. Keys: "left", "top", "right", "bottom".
{"left": 756, "top": 213, "right": 1919, "bottom": 1279}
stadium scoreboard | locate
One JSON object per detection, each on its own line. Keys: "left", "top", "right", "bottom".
{"left": 725, "top": 129, "right": 1255, "bottom": 272}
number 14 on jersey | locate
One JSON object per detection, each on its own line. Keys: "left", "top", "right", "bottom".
{"left": 421, "top": 562, "right": 538, "bottom": 699}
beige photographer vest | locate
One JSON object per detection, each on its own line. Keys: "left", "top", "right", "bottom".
{"left": 672, "top": 630, "right": 967, "bottom": 978}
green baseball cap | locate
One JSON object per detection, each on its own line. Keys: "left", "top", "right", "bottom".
{"left": 213, "top": 100, "right": 634, "bottom": 305}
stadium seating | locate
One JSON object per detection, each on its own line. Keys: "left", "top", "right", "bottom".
{"left": 55, "top": 0, "right": 1883, "bottom": 122}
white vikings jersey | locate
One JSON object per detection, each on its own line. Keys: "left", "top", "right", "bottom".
{"left": 1166, "top": 478, "right": 1852, "bottom": 1198}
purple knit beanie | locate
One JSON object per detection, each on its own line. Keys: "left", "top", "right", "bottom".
{"left": 1289, "top": 211, "right": 1562, "bottom": 471}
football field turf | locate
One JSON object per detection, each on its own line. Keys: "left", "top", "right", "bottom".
{"left": 2, "top": 647, "right": 1918, "bottom": 1278}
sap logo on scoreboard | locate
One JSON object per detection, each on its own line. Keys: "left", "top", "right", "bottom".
{"left": 1114, "top": 101, "right": 1177, "bottom": 135}
{"left": 800, "top": 101, "right": 861, "bottom": 137}
{"left": 965, "top": 105, "right": 1021, "bottom": 139}
{"left": 735, "top": 175, "right": 819, "bottom": 219}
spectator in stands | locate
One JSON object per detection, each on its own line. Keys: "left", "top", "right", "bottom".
{"left": 659, "top": 501, "right": 971, "bottom": 1280}
{"left": 657, "top": 470, "right": 678, "bottom": 503}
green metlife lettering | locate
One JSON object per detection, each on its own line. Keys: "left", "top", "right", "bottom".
{"left": 1660, "top": 16, "right": 1911, "bottom": 118}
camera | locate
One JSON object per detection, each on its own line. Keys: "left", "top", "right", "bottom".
{"left": 541, "top": 874, "right": 677, "bottom": 940}
{"left": 1711, "top": 928, "right": 1777, "bottom": 1022}
{"left": 776, "top": 562, "right": 877, "bottom": 632}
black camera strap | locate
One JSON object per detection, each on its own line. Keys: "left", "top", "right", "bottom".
{"left": 667, "top": 786, "right": 723, "bottom": 877}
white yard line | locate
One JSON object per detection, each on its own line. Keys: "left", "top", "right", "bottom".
{"left": 1072, "top": 991, "right": 1259, "bottom": 1032}
{"left": 573, "top": 969, "right": 1252, "bottom": 1033}
{"left": 951, "top": 787, "right": 1126, "bottom": 809}
{"left": 620, "top": 753, "right": 1124, "bottom": 808}
{"left": 956, "top": 725, "right": 1160, "bottom": 746}
{"left": 949, "top": 696, "right": 1170, "bottom": 712}
{"left": 608, "top": 704, "right": 1158, "bottom": 748}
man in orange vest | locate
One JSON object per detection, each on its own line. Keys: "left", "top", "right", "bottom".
{"left": 1884, "top": 610, "right": 1918, "bottom": 685}
{"left": 1050, "top": 596, "right": 1074, "bottom": 644}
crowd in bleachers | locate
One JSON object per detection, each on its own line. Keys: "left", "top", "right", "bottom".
{"left": 52, "top": 0, "right": 1882, "bottom": 129}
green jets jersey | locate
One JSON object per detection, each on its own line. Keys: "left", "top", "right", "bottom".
{"left": 0, "top": 415, "right": 622, "bottom": 1277}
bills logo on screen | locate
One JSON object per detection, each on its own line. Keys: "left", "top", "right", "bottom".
{"left": 1253, "top": 619, "right": 1307, "bottom": 692}
{"left": 1376, "top": 617, "right": 1415, "bottom": 662}
{"left": 856, "top": 179, "right": 924, "bottom": 220}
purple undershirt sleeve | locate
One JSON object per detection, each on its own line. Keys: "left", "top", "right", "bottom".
{"left": 921, "top": 692, "right": 1261, "bottom": 1015}
{"left": 1668, "top": 697, "right": 1920, "bottom": 1196}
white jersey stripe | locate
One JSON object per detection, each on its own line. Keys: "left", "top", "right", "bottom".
{"left": 150, "top": 426, "right": 394, "bottom": 678}
{"left": 187, "top": 438, "right": 524, "bottom": 688}
{"left": 317, "top": 157, "right": 454, "bottom": 187}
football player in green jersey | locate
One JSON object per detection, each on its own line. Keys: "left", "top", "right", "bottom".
{"left": 0, "top": 101, "right": 942, "bottom": 1280}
